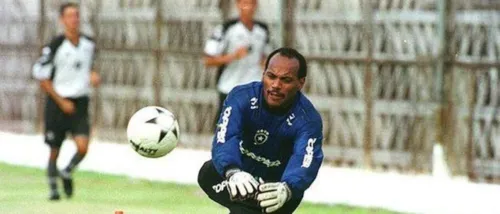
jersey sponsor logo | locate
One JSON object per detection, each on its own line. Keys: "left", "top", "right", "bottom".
{"left": 212, "top": 180, "right": 228, "bottom": 193}
{"left": 286, "top": 113, "right": 295, "bottom": 126}
{"left": 253, "top": 129, "right": 269, "bottom": 145}
{"left": 250, "top": 97, "right": 258, "bottom": 109}
{"left": 217, "top": 106, "right": 232, "bottom": 143}
{"left": 302, "top": 138, "right": 317, "bottom": 168}
{"left": 239, "top": 141, "right": 281, "bottom": 167}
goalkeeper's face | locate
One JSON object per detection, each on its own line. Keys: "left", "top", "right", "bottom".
{"left": 262, "top": 54, "right": 305, "bottom": 110}
{"left": 60, "top": 6, "right": 80, "bottom": 33}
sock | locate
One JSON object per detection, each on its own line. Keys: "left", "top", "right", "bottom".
{"left": 48, "top": 159, "right": 58, "bottom": 194}
{"left": 64, "top": 152, "right": 85, "bottom": 175}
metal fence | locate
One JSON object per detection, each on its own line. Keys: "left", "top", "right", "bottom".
{"left": 1, "top": 0, "right": 500, "bottom": 182}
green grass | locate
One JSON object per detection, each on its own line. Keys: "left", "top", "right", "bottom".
{"left": 0, "top": 162, "right": 402, "bottom": 214}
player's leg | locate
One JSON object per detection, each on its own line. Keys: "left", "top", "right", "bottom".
{"left": 271, "top": 196, "right": 303, "bottom": 214}
{"left": 47, "top": 146, "right": 61, "bottom": 200}
{"left": 63, "top": 136, "right": 88, "bottom": 175}
{"left": 198, "top": 160, "right": 233, "bottom": 208}
{"left": 61, "top": 97, "right": 90, "bottom": 198}
{"left": 60, "top": 135, "right": 88, "bottom": 197}
{"left": 197, "top": 160, "right": 261, "bottom": 214}
{"left": 44, "top": 97, "right": 67, "bottom": 201}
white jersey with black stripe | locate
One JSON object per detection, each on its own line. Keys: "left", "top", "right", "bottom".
{"left": 204, "top": 19, "right": 272, "bottom": 94}
{"left": 32, "top": 34, "right": 96, "bottom": 98}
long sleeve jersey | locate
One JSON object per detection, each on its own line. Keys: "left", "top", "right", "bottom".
{"left": 212, "top": 81, "right": 324, "bottom": 198}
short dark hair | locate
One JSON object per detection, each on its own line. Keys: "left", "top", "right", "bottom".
{"left": 264, "top": 47, "right": 307, "bottom": 79}
{"left": 60, "top": 2, "right": 79, "bottom": 16}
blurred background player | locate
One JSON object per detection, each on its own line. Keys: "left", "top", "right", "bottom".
{"left": 197, "top": 47, "right": 323, "bottom": 213}
{"left": 32, "top": 2, "right": 100, "bottom": 200}
{"left": 203, "top": 0, "right": 272, "bottom": 129}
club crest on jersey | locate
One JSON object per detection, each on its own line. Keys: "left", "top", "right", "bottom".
{"left": 250, "top": 97, "right": 258, "bottom": 109}
{"left": 253, "top": 129, "right": 269, "bottom": 145}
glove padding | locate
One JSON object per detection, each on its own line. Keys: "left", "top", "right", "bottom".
{"left": 225, "top": 169, "right": 260, "bottom": 201}
{"left": 256, "top": 182, "right": 292, "bottom": 213}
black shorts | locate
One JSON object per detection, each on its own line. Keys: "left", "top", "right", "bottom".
{"left": 44, "top": 96, "right": 90, "bottom": 148}
{"left": 197, "top": 160, "right": 302, "bottom": 214}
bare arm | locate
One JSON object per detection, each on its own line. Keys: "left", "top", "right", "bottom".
{"left": 40, "top": 80, "right": 64, "bottom": 106}
{"left": 203, "top": 54, "right": 236, "bottom": 67}
{"left": 90, "top": 70, "right": 101, "bottom": 87}
{"left": 33, "top": 39, "right": 75, "bottom": 114}
{"left": 40, "top": 80, "right": 75, "bottom": 114}
{"left": 204, "top": 46, "right": 249, "bottom": 67}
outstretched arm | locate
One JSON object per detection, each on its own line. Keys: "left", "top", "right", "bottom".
{"left": 281, "top": 121, "right": 324, "bottom": 197}
{"left": 211, "top": 91, "right": 245, "bottom": 175}
{"left": 257, "top": 121, "right": 324, "bottom": 213}
{"left": 211, "top": 90, "right": 260, "bottom": 200}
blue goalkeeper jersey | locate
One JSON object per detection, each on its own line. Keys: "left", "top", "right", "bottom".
{"left": 212, "top": 81, "right": 324, "bottom": 198}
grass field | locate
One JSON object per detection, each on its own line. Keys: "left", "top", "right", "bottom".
{"left": 0, "top": 162, "right": 402, "bottom": 214}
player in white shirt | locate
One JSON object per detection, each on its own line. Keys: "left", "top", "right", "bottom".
{"left": 32, "top": 3, "right": 100, "bottom": 201}
{"left": 204, "top": 0, "right": 272, "bottom": 129}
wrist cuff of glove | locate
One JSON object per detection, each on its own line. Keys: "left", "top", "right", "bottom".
{"left": 283, "top": 182, "right": 292, "bottom": 202}
{"left": 224, "top": 167, "right": 241, "bottom": 179}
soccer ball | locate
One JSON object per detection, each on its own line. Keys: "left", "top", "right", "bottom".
{"left": 126, "top": 106, "right": 179, "bottom": 158}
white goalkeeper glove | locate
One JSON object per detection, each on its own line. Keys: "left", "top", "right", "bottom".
{"left": 225, "top": 168, "right": 260, "bottom": 201}
{"left": 256, "top": 182, "right": 292, "bottom": 213}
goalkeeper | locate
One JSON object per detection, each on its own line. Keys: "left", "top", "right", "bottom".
{"left": 197, "top": 47, "right": 324, "bottom": 214}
